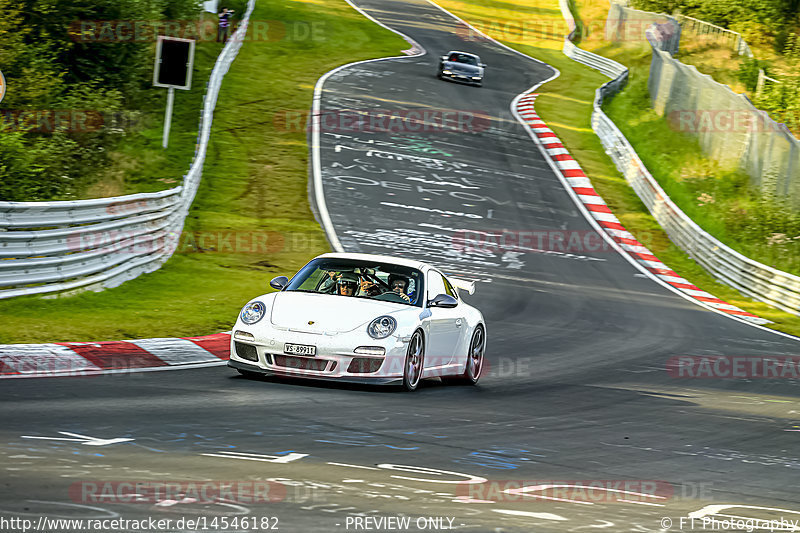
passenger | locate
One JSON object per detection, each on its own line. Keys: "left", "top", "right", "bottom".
{"left": 319, "top": 271, "right": 340, "bottom": 293}
{"left": 336, "top": 273, "right": 359, "bottom": 296}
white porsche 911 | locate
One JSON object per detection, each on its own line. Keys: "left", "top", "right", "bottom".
{"left": 228, "top": 253, "right": 486, "bottom": 390}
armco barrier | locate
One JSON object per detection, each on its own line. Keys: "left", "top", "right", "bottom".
{"left": 0, "top": 0, "right": 256, "bottom": 300}
{"left": 557, "top": 0, "right": 800, "bottom": 317}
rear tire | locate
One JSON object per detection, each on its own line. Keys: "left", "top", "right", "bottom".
{"left": 443, "top": 325, "right": 485, "bottom": 385}
{"left": 403, "top": 330, "right": 425, "bottom": 391}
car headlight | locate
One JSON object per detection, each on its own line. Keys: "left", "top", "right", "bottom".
{"left": 367, "top": 316, "right": 397, "bottom": 339}
{"left": 442, "top": 70, "right": 452, "bottom": 75}
{"left": 241, "top": 301, "right": 266, "bottom": 325}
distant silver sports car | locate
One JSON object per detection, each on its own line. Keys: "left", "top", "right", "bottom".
{"left": 437, "top": 50, "right": 485, "bottom": 86}
{"left": 228, "top": 253, "right": 487, "bottom": 391}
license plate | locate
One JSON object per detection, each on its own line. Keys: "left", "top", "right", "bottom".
{"left": 284, "top": 343, "right": 316, "bottom": 356}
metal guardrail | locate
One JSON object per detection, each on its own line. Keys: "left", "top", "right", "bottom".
{"left": 558, "top": 0, "right": 800, "bottom": 317}
{"left": 0, "top": 0, "right": 256, "bottom": 300}
{"left": 562, "top": 3, "right": 628, "bottom": 80}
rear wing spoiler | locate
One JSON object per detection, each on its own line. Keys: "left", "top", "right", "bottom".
{"left": 449, "top": 277, "right": 476, "bottom": 295}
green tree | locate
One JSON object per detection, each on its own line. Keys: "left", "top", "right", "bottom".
{"left": 0, "top": 0, "right": 202, "bottom": 201}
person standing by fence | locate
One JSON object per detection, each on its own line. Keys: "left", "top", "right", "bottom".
{"left": 217, "top": 7, "right": 234, "bottom": 43}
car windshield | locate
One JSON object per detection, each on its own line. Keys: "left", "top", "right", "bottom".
{"left": 448, "top": 53, "right": 479, "bottom": 66}
{"left": 284, "top": 259, "right": 424, "bottom": 307}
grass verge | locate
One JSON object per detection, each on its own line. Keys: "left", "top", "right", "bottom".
{"left": 0, "top": 0, "right": 407, "bottom": 343}
{"left": 436, "top": 0, "right": 800, "bottom": 337}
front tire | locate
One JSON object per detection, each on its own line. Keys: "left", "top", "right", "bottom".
{"left": 403, "top": 330, "right": 425, "bottom": 391}
{"left": 443, "top": 325, "right": 485, "bottom": 385}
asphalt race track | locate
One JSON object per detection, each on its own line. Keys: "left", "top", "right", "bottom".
{"left": 2, "top": 0, "right": 800, "bottom": 531}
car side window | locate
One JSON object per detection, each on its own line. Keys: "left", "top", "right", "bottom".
{"left": 427, "top": 271, "right": 447, "bottom": 301}
{"left": 443, "top": 277, "right": 458, "bottom": 299}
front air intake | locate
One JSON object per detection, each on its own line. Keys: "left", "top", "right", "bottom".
{"left": 347, "top": 357, "right": 384, "bottom": 374}
{"left": 234, "top": 342, "right": 258, "bottom": 362}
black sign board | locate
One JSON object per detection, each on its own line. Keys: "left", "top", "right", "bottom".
{"left": 153, "top": 36, "right": 195, "bottom": 90}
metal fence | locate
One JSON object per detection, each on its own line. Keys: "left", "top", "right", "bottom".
{"left": 674, "top": 13, "right": 752, "bottom": 58}
{"left": 606, "top": 2, "right": 681, "bottom": 55}
{"left": 557, "top": 0, "right": 800, "bottom": 316}
{"left": 755, "top": 68, "right": 781, "bottom": 97}
{"left": 0, "top": 0, "right": 256, "bottom": 300}
{"left": 648, "top": 49, "right": 800, "bottom": 207}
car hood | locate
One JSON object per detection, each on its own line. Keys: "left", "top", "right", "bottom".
{"left": 443, "top": 61, "right": 482, "bottom": 74}
{"left": 269, "top": 291, "right": 406, "bottom": 334}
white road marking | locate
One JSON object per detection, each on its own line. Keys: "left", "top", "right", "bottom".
{"left": 22, "top": 432, "right": 133, "bottom": 446}
{"left": 377, "top": 464, "right": 487, "bottom": 484}
{"left": 202, "top": 451, "right": 308, "bottom": 463}
{"left": 327, "top": 462, "right": 380, "bottom": 470}
{"left": 492, "top": 509, "right": 567, "bottom": 521}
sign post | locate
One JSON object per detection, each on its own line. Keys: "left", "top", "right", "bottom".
{"left": 153, "top": 36, "right": 195, "bottom": 149}
{"left": 162, "top": 87, "right": 175, "bottom": 149}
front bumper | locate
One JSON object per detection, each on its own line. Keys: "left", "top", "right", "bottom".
{"left": 440, "top": 72, "right": 482, "bottom": 85}
{"left": 228, "top": 358, "right": 402, "bottom": 385}
{"left": 228, "top": 328, "right": 409, "bottom": 384}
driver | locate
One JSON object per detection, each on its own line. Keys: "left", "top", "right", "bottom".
{"left": 336, "top": 273, "right": 359, "bottom": 296}
{"left": 388, "top": 274, "right": 411, "bottom": 302}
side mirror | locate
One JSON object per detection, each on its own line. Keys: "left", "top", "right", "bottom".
{"left": 270, "top": 276, "right": 289, "bottom": 290}
{"left": 428, "top": 293, "right": 458, "bottom": 308}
